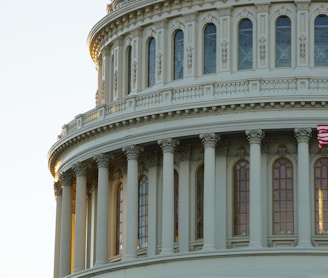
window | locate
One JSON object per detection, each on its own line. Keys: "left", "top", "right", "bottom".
{"left": 174, "top": 170, "right": 179, "bottom": 242}
{"left": 204, "top": 24, "right": 217, "bottom": 74}
{"left": 238, "top": 19, "right": 253, "bottom": 70}
{"left": 272, "top": 158, "right": 294, "bottom": 235}
{"left": 138, "top": 176, "right": 148, "bottom": 249}
{"left": 116, "top": 183, "right": 123, "bottom": 255}
{"left": 314, "top": 158, "right": 328, "bottom": 234}
{"left": 314, "top": 15, "right": 328, "bottom": 66}
{"left": 148, "top": 37, "right": 156, "bottom": 87}
{"left": 196, "top": 165, "right": 204, "bottom": 239}
{"left": 127, "top": 46, "right": 132, "bottom": 94}
{"left": 275, "top": 16, "right": 291, "bottom": 67}
{"left": 174, "top": 30, "right": 184, "bottom": 80}
{"left": 233, "top": 160, "right": 249, "bottom": 236}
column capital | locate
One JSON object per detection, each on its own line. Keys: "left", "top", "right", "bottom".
{"left": 294, "top": 128, "right": 312, "bottom": 143}
{"left": 246, "top": 129, "right": 265, "bottom": 144}
{"left": 158, "top": 138, "right": 179, "bottom": 153}
{"left": 60, "top": 172, "right": 73, "bottom": 187}
{"left": 200, "top": 133, "right": 220, "bottom": 148}
{"left": 122, "top": 145, "right": 144, "bottom": 160}
{"left": 54, "top": 181, "right": 62, "bottom": 196}
{"left": 72, "top": 162, "right": 87, "bottom": 177}
{"left": 93, "top": 153, "right": 112, "bottom": 168}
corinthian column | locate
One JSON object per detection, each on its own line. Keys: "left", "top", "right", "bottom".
{"left": 59, "top": 172, "right": 73, "bottom": 277}
{"left": 158, "top": 138, "right": 179, "bottom": 255}
{"left": 53, "top": 182, "right": 62, "bottom": 278}
{"left": 72, "top": 163, "right": 87, "bottom": 272}
{"left": 294, "top": 128, "right": 312, "bottom": 247}
{"left": 122, "top": 145, "right": 143, "bottom": 260}
{"left": 246, "top": 129, "right": 265, "bottom": 248}
{"left": 93, "top": 154, "right": 111, "bottom": 266}
{"left": 200, "top": 133, "right": 219, "bottom": 251}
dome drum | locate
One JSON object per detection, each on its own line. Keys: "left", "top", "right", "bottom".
{"left": 49, "top": 1, "right": 328, "bottom": 277}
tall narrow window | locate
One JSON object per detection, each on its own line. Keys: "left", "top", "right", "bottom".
{"left": 174, "top": 170, "right": 179, "bottom": 242}
{"left": 204, "top": 24, "right": 217, "bottom": 74}
{"left": 273, "top": 158, "right": 294, "bottom": 235}
{"left": 275, "top": 16, "right": 291, "bottom": 67}
{"left": 127, "top": 46, "right": 132, "bottom": 94}
{"left": 138, "top": 175, "right": 148, "bottom": 249}
{"left": 315, "top": 15, "right": 328, "bottom": 66}
{"left": 314, "top": 158, "right": 328, "bottom": 234}
{"left": 196, "top": 165, "right": 204, "bottom": 239}
{"left": 238, "top": 19, "right": 253, "bottom": 70}
{"left": 116, "top": 183, "right": 123, "bottom": 255}
{"left": 174, "top": 30, "right": 184, "bottom": 80}
{"left": 233, "top": 160, "right": 249, "bottom": 236}
{"left": 148, "top": 37, "right": 156, "bottom": 87}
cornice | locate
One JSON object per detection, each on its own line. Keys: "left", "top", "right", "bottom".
{"left": 47, "top": 99, "right": 327, "bottom": 177}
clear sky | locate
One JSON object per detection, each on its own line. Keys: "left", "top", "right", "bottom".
{"left": 0, "top": 1, "right": 109, "bottom": 277}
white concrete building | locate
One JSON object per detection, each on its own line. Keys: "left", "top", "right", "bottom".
{"left": 48, "top": 0, "right": 328, "bottom": 277}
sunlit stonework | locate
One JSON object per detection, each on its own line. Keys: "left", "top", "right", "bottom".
{"left": 49, "top": 1, "right": 328, "bottom": 277}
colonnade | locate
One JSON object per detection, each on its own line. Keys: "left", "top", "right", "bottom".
{"left": 53, "top": 128, "right": 314, "bottom": 277}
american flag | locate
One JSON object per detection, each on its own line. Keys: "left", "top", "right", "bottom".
{"left": 317, "top": 124, "right": 328, "bottom": 148}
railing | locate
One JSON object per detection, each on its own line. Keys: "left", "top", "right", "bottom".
{"left": 59, "top": 77, "right": 328, "bottom": 139}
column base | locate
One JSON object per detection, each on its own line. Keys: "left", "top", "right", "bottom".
{"left": 124, "top": 254, "right": 137, "bottom": 261}
{"left": 297, "top": 240, "right": 313, "bottom": 248}
{"left": 159, "top": 248, "right": 174, "bottom": 256}
{"left": 94, "top": 261, "right": 107, "bottom": 268}
{"left": 202, "top": 243, "right": 216, "bottom": 252}
{"left": 248, "top": 241, "right": 263, "bottom": 248}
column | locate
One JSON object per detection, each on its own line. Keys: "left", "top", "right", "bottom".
{"left": 158, "top": 138, "right": 179, "bottom": 255}
{"left": 295, "top": 128, "right": 312, "bottom": 247}
{"left": 53, "top": 182, "right": 62, "bottom": 278}
{"left": 216, "top": 142, "right": 228, "bottom": 249}
{"left": 122, "top": 145, "right": 143, "bottom": 260}
{"left": 93, "top": 153, "right": 111, "bottom": 266}
{"left": 200, "top": 133, "right": 219, "bottom": 251}
{"left": 59, "top": 172, "right": 73, "bottom": 277}
{"left": 72, "top": 163, "right": 87, "bottom": 272}
{"left": 246, "top": 129, "right": 265, "bottom": 248}
{"left": 178, "top": 145, "right": 191, "bottom": 253}
{"left": 146, "top": 152, "right": 159, "bottom": 257}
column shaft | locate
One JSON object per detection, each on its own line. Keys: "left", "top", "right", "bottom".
{"left": 123, "top": 145, "right": 142, "bottom": 260}
{"left": 59, "top": 173, "right": 73, "bottom": 277}
{"left": 295, "top": 128, "right": 312, "bottom": 247}
{"left": 246, "top": 129, "right": 264, "bottom": 248}
{"left": 200, "top": 134, "right": 218, "bottom": 251}
{"left": 158, "top": 138, "right": 179, "bottom": 255}
{"left": 94, "top": 154, "right": 111, "bottom": 266}
{"left": 53, "top": 183, "right": 62, "bottom": 278}
{"left": 73, "top": 163, "right": 87, "bottom": 272}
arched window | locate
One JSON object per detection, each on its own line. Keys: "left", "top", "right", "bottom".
{"left": 127, "top": 46, "right": 132, "bottom": 94}
{"left": 174, "top": 30, "right": 184, "bottom": 80}
{"left": 116, "top": 183, "right": 123, "bottom": 255}
{"left": 138, "top": 175, "right": 149, "bottom": 249}
{"left": 275, "top": 16, "right": 291, "bottom": 67}
{"left": 314, "top": 158, "right": 328, "bottom": 234}
{"left": 233, "top": 159, "right": 249, "bottom": 236}
{"left": 238, "top": 19, "right": 253, "bottom": 70}
{"left": 174, "top": 170, "right": 179, "bottom": 242}
{"left": 204, "top": 24, "right": 217, "bottom": 74}
{"left": 148, "top": 37, "right": 156, "bottom": 87}
{"left": 196, "top": 165, "right": 204, "bottom": 239}
{"left": 272, "top": 158, "right": 294, "bottom": 235}
{"left": 314, "top": 15, "right": 328, "bottom": 66}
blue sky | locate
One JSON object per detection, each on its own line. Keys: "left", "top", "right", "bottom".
{"left": 0, "top": 1, "right": 109, "bottom": 276}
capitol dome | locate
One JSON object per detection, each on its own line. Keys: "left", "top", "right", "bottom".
{"left": 48, "top": 0, "right": 328, "bottom": 277}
